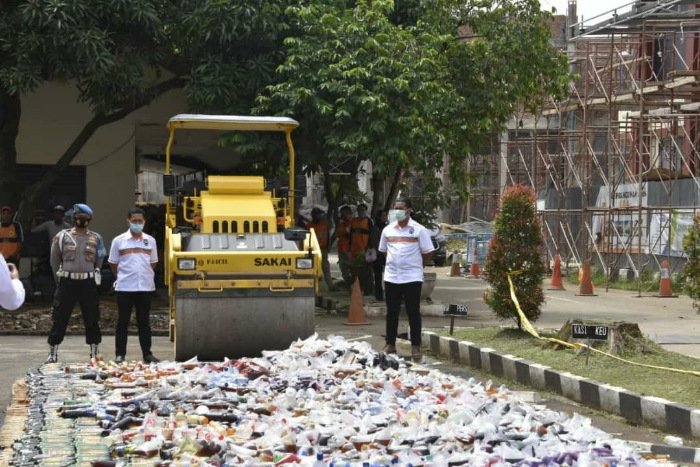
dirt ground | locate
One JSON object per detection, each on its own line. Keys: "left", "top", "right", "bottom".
{"left": 0, "top": 293, "right": 169, "bottom": 336}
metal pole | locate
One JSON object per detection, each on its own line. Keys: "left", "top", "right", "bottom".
{"left": 637, "top": 21, "right": 648, "bottom": 297}
{"left": 286, "top": 130, "right": 296, "bottom": 226}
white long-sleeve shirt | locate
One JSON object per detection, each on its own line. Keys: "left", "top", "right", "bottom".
{"left": 0, "top": 255, "right": 25, "bottom": 310}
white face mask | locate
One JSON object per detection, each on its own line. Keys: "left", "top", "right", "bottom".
{"left": 388, "top": 209, "right": 407, "bottom": 223}
{"left": 129, "top": 222, "right": 144, "bottom": 234}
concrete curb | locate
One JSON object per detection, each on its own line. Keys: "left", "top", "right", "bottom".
{"left": 423, "top": 331, "right": 700, "bottom": 439}
{"left": 367, "top": 302, "right": 447, "bottom": 317}
{"left": 631, "top": 441, "right": 700, "bottom": 464}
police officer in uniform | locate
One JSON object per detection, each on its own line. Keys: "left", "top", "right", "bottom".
{"left": 46, "top": 203, "right": 106, "bottom": 363}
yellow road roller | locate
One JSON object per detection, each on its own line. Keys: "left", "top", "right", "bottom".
{"left": 163, "top": 114, "right": 322, "bottom": 360}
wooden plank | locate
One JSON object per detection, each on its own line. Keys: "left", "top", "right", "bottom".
{"left": 0, "top": 379, "right": 29, "bottom": 467}
{"left": 665, "top": 75, "right": 698, "bottom": 89}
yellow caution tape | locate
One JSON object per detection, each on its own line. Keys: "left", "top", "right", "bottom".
{"left": 506, "top": 274, "right": 700, "bottom": 378}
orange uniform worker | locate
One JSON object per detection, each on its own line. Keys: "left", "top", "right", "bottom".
{"left": 0, "top": 206, "right": 23, "bottom": 266}
{"left": 350, "top": 203, "right": 374, "bottom": 295}
{"left": 350, "top": 203, "right": 372, "bottom": 257}
{"left": 308, "top": 208, "right": 333, "bottom": 290}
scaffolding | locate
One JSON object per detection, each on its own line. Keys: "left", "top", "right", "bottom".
{"left": 494, "top": 0, "right": 700, "bottom": 289}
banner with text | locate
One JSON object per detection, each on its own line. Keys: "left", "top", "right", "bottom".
{"left": 650, "top": 209, "right": 695, "bottom": 257}
{"left": 592, "top": 183, "right": 649, "bottom": 254}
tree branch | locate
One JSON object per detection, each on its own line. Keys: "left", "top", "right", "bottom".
{"left": 384, "top": 166, "right": 403, "bottom": 212}
{"left": 0, "top": 89, "right": 21, "bottom": 206}
{"left": 321, "top": 164, "right": 338, "bottom": 246}
{"left": 18, "top": 76, "right": 185, "bottom": 219}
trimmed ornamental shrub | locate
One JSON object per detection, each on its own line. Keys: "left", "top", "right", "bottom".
{"left": 681, "top": 215, "right": 700, "bottom": 313}
{"left": 484, "top": 184, "right": 546, "bottom": 329}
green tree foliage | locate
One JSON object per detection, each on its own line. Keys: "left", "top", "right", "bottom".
{"left": 484, "top": 184, "right": 546, "bottom": 328}
{"left": 0, "top": 0, "right": 291, "bottom": 217}
{"left": 0, "top": 0, "right": 568, "bottom": 227}
{"left": 681, "top": 215, "right": 700, "bottom": 313}
{"left": 257, "top": 0, "right": 568, "bottom": 220}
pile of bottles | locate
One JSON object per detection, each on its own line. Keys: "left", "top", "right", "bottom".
{"left": 11, "top": 335, "right": 654, "bottom": 466}
{"left": 12, "top": 366, "right": 109, "bottom": 466}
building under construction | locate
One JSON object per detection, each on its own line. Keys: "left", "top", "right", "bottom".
{"left": 472, "top": 0, "right": 700, "bottom": 284}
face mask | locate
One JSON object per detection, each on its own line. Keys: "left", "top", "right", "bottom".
{"left": 388, "top": 209, "right": 407, "bottom": 223}
{"left": 75, "top": 218, "right": 89, "bottom": 228}
{"left": 129, "top": 223, "right": 144, "bottom": 234}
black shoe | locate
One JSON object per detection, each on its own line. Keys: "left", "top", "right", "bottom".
{"left": 89, "top": 343, "right": 100, "bottom": 360}
{"left": 143, "top": 354, "right": 160, "bottom": 363}
{"left": 46, "top": 345, "right": 58, "bottom": 364}
{"left": 411, "top": 345, "right": 423, "bottom": 360}
{"left": 115, "top": 355, "right": 125, "bottom": 364}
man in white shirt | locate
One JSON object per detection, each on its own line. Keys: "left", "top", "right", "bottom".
{"left": 0, "top": 255, "right": 25, "bottom": 310}
{"left": 108, "top": 207, "right": 159, "bottom": 363}
{"left": 378, "top": 198, "right": 434, "bottom": 360}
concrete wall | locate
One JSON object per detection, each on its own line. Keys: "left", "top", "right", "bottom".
{"left": 18, "top": 82, "right": 187, "bottom": 244}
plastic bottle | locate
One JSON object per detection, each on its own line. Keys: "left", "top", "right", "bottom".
{"left": 312, "top": 451, "right": 325, "bottom": 467}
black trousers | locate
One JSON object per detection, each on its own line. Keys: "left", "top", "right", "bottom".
{"left": 385, "top": 281, "right": 422, "bottom": 346}
{"left": 48, "top": 278, "right": 101, "bottom": 345}
{"left": 372, "top": 254, "right": 385, "bottom": 299}
{"left": 352, "top": 262, "right": 374, "bottom": 296}
{"left": 115, "top": 292, "right": 152, "bottom": 358}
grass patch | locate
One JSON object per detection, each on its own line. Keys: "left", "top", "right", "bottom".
{"left": 446, "top": 327, "right": 700, "bottom": 408}
{"left": 564, "top": 267, "right": 678, "bottom": 294}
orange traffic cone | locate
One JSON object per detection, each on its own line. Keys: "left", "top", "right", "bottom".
{"left": 469, "top": 248, "right": 481, "bottom": 278}
{"left": 548, "top": 254, "right": 565, "bottom": 290}
{"left": 449, "top": 252, "right": 462, "bottom": 277}
{"left": 576, "top": 260, "right": 596, "bottom": 296}
{"left": 345, "top": 277, "right": 369, "bottom": 325}
{"left": 657, "top": 260, "right": 678, "bottom": 298}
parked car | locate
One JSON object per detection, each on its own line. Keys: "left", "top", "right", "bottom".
{"left": 430, "top": 230, "right": 447, "bottom": 267}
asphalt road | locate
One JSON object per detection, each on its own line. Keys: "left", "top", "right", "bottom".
{"left": 0, "top": 264, "right": 697, "bottom": 458}
{"left": 0, "top": 310, "right": 685, "bottom": 452}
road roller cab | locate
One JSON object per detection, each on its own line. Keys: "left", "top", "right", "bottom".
{"left": 163, "top": 114, "right": 322, "bottom": 360}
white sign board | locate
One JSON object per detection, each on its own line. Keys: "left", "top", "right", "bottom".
{"left": 592, "top": 183, "right": 649, "bottom": 254}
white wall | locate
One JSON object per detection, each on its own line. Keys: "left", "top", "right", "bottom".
{"left": 18, "top": 82, "right": 188, "bottom": 243}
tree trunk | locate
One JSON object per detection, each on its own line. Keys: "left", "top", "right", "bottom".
{"left": 0, "top": 89, "right": 21, "bottom": 210}
{"left": 18, "top": 115, "right": 106, "bottom": 223}
{"left": 370, "top": 173, "right": 384, "bottom": 215}
{"left": 384, "top": 167, "right": 403, "bottom": 212}
{"left": 321, "top": 165, "right": 338, "bottom": 246}
{"left": 13, "top": 77, "right": 183, "bottom": 224}
{"left": 549, "top": 320, "right": 647, "bottom": 356}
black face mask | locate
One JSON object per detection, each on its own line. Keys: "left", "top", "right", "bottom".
{"left": 75, "top": 218, "right": 90, "bottom": 228}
